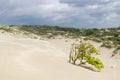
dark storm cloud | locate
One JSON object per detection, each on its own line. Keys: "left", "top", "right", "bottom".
{"left": 0, "top": 0, "right": 120, "bottom": 28}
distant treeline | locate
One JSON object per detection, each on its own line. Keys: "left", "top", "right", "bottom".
{"left": 1, "top": 25, "right": 120, "bottom": 56}
{"left": 9, "top": 25, "right": 120, "bottom": 37}
{"left": 1, "top": 25, "right": 120, "bottom": 46}
{"left": 9, "top": 25, "right": 82, "bottom": 37}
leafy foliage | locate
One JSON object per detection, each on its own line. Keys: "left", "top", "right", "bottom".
{"left": 101, "top": 41, "right": 113, "bottom": 48}
{"left": 69, "top": 42, "right": 104, "bottom": 71}
{"left": 86, "top": 56, "right": 104, "bottom": 70}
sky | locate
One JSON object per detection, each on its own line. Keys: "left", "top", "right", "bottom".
{"left": 0, "top": 0, "right": 120, "bottom": 28}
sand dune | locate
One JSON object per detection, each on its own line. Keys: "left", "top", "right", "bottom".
{"left": 0, "top": 34, "right": 120, "bottom": 80}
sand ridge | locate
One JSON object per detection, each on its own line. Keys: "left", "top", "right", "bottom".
{"left": 0, "top": 34, "right": 120, "bottom": 80}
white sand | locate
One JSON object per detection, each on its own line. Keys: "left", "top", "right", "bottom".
{"left": 0, "top": 34, "right": 120, "bottom": 80}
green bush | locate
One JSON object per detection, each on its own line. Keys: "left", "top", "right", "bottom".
{"left": 92, "top": 38, "right": 102, "bottom": 43}
{"left": 112, "top": 46, "right": 120, "bottom": 57}
{"left": 83, "top": 37, "right": 91, "bottom": 41}
{"left": 101, "top": 41, "right": 113, "bottom": 48}
{"left": 86, "top": 56, "right": 104, "bottom": 70}
{"left": 69, "top": 42, "right": 104, "bottom": 71}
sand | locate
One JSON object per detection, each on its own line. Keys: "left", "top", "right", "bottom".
{"left": 0, "top": 34, "right": 120, "bottom": 80}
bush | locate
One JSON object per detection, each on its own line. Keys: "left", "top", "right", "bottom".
{"left": 112, "top": 46, "right": 120, "bottom": 57}
{"left": 92, "top": 38, "right": 102, "bottom": 43}
{"left": 101, "top": 41, "right": 113, "bottom": 48}
{"left": 69, "top": 42, "right": 104, "bottom": 71}
{"left": 83, "top": 37, "right": 91, "bottom": 41}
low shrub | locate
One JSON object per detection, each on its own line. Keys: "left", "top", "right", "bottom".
{"left": 101, "top": 41, "right": 113, "bottom": 48}
{"left": 69, "top": 42, "right": 104, "bottom": 71}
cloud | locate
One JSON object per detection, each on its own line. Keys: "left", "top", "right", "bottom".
{"left": 0, "top": 0, "right": 120, "bottom": 28}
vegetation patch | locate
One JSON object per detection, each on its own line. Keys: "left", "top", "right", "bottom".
{"left": 69, "top": 42, "right": 104, "bottom": 71}
{"left": 0, "top": 25, "right": 120, "bottom": 56}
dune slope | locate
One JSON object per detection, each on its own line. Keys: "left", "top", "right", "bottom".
{"left": 0, "top": 35, "right": 120, "bottom": 80}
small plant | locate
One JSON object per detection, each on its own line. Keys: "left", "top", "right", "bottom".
{"left": 101, "top": 41, "right": 113, "bottom": 48}
{"left": 83, "top": 37, "right": 91, "bottom": 41}
{"left": 92, "top": 38, "right": 102, "bottom": 43}
{"left": 69, "top": 42, "right": 104, "bottom": 71}
{"left": 112, "top": 46, "right": 120, "bottom": 57}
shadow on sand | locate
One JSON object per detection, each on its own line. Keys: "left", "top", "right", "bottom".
{"left": 78, "top": 64, "right": 99, "bottom": 72}
{"left": 70, "top": 62, "right": 99, "bottom": 72}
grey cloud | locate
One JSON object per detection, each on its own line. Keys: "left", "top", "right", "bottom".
{"left": 0, "top": 0, "right": 120, "bottom": 28}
